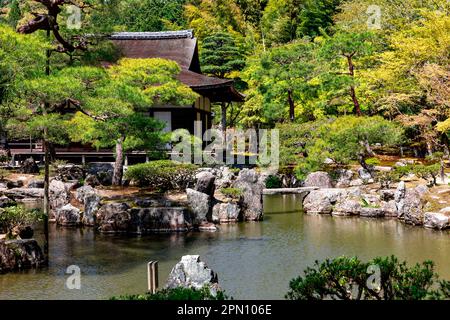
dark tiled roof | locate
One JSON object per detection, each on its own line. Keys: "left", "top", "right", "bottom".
{"left": 109, "top": 30, "right": 245, "bottom": 102}
{"left": 111, "top": 30, "right": 194, "bottom": 40}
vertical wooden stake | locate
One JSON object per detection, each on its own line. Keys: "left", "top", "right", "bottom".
{"left": 147, "top": 261, "right": 159, "bottom": 294}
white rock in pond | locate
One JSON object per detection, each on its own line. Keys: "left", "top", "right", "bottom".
{"left": 212, "top": 202, "right": 241, "bottom": 223}
{"left": 424, "top": 212, "right": 450, "bottom": 230}
{"left": 165, "top": 255, "right": 220, "bottom": 293}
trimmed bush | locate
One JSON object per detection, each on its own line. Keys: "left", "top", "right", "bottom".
{"left": 111, "top": 286, "right": 228, "bottom": 300}
{"left": 220, "top": 187, "right": 243, "bottom": 199}
{"left": 265, "top": 175, "right": 282, "bottom": 189}
{"left": 286, "top": 255, "right": 450, "bottom": 300}
{"left": 0, "top": 205, "right": 42, "bottom": 239}
{"left": 125, "top": 160, "right": 198, "bottom": 191}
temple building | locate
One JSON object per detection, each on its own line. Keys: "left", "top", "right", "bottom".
{"left": 5, "top": 30, "right": 244, "bottom": 165}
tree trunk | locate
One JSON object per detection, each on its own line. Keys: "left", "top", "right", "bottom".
{"left": 440, "top": 159, "right": 446, "bottom": 184}
{"left": 288, "top": 89, "right": 295, "bottom": 122}
{"left": 112, "top": 137, "right": 125, "bottom": 186}
{"left": 346, "top": 55, "right": 362, "bottom": 116}
{"left": 43, "top": 135, "right": 50, "bottom": 257}
{"left": 221, "top": 102, "right": 227, "bottom": 146}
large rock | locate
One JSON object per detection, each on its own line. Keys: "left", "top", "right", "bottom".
{"left": 83, "top": 193, "right": 101, "bottom": 226}
{"left": 27, "top": 179, "right": 44, "bottom": 189}
{"left": 54, "top": 165, "right": 85, "bottom": 182}
{"left": 394, "top": 181, "right": 406, "bottom": 203}
{"left": 84, "top": 174, "right": 100, "bottom": 187}
{"left": 424, "top": 212, "right": 449, "bottom": 230}
{"left": 186, "top": 188, "right": 211, "bottom": 225}
{"left": 303, "top": 171, "right": 333, "bottom": 188}
{"left": 398, "top": 187, "right": 428, "bottom": 226}
{"left": 303, "top": 188, "right": 349, "bottom": 214}
{"left": 87, "top": 163, "right": 114, "bottom": 186}
{"left": 358, "top": 167, "right": 373, "bottom": 182}
{"left": 214, "top": 166, "right": 235, "bottom": 189}
{"left": 0, "top": 195, "right": 16, "bottom": 208}
{"left": 381, "top": 200, "right": 398, "bottom": 217}
{"left": 195, "top": 171, "right": 215, "bottom": 197}
{"left": 233, "top": 169, "right": 265, "bottom": 221}
{"left": 49, "top": 180, "right": 70, "bottom": 218}
{"left": 335, "top": 169, "right": 354, "bottom": 188}
{"left": 6, "top": 180, "right": 23, "bottom": 189}
{"left": 129, "top": 207, "right": 192, "bottom": 233}
{"left": 3, "top": 188, "right": 44, "bottom": 200}
{"left": 0, "top": 239, "right": 46, "bottom": 273}
{"left": 96, "top": 202, "right": 131, "bottom": 233}
{"left": 165, "top": 255, "right": 220, "bottom": 293}
{"left": 75, "top": 185, "right": 96, "bottom": 204}
{"left": 332, "top": 198, "right": 361, "bottom": 216}
{"left": 360, "top": 207, "right": 385, "bottom": 218}
{"left": 212, "top": 202, "right": 241, "bottom": 223}
{"left": 56, "top": 204, "right": 82, "bottom": 227}
{"left": 19, "top": 158, "right": 39, "bottom": 174}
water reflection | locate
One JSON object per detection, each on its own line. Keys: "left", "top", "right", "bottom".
{"left": 0, "top": 195, "right": 448, "bottom": 300}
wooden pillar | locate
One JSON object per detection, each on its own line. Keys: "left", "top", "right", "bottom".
{"left": 147, "top": 261, "right": 159, "bottom": 294}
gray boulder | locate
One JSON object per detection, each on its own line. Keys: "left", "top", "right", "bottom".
{"left": 332, "top": 198, "right": 362, "bottom": 216}
{"left": 3, "top": 188, "right": 44, "bottom": 200}
{"left": 19, "top": 158, "right": 39, "bottom": 174}
{"left": 358, "top": 167, "right": 373, "bottom": 182}
{"left": 381, "top": 200, "right": 398, "bottom": 217}
{"left": 87, "top": 163, "right": 114, "bottom": 186}
{"left": 129, "top": 207, "right": 192, "bottom": 233}
{"left": 214, "top": 166, "right": 235, "bottom": 189}
{"left": 83, "top": 193, "right": 101, "bottom": 226}
{"left": 49, "top": 180, "right": 70, "bottom": 218}
{"left": 212, "top": 202, "right": 241, "bottom": 223}
{"left": 96, "top": 202, "right": 131, "bottom": 233}
{"left": 394, "top": 181, "right": 406, "bottom": 203}
{"left": 0, "top": 195, "right": 16, "bottom": 208}
{"left": 424, "top": 212, "right": 449, "bottom": 230}
{"left": 6, "top": 180, "right": 23, "bottom": 189}
{"left": 195, "top": 171, "right": 216, "bottom": 197}
{"left": 27, "top": 179, "right": 44, "bottom": 189}
{"left": 0, "top": 239, "right": 46, "bottom": 273}
{"left": 56, "top": 204, "right": 81, "bottom": 227}
{"left": 303, "top": 188, "right": 348, "bottom": 214}
{"left": 186, "top": 188, "right": 211, "bottom": 225}
{"left": 233, "top": 169, "right": 265, "bottom": 221}
{"left": 399, "top": 188, "right": 427, "bottom": 225}
{"left": 380, "top": 190, "right": 395, "bottom": 201}
{"left": 75, "top": 185, "right": 96, "bottom": 204}
{"left": 165, "top": 255, "right": 220, "bottom": 293}
{"left": 84, "top": 174, "right": 100, "bottom": 187}
{"left": 303, "top": 171, "right": 333, "bottom": 188}
{"left": 360, "top": 207, "right": 385, "bottom": 218}
{"left": 335, "top": 169, "right": 354, "bottom": 188}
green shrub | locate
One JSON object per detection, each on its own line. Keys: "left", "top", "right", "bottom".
{"left": 111, "top": 286, "right": 228, "bottom": 300}
{"left": 413, "top": 163, "right": 440, "bottom": 186}
{"left": 0, "top": 205, "right": 42, "bottom": 239}
{"left": 365, "top": 157, "right": 380, "bottom": 167}
{"left": 124, "top": 160, "right": 198, "bottom": 191}
{"left": 265, "top": 175, "right": 282, "bottom": 189}
{"left": 286, "top": 255, "right": 450, "bottom": 300}
{"left": 0, "top": 168, "right": 9, "bottom": 181}
{"left": 220, "top": 187, "right": 243, "bottom": 199}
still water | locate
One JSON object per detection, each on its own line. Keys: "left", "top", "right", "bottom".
{"left": 1, "top": 194, "right": 449, "bottom": 300}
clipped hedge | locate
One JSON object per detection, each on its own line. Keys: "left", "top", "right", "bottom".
{"left": 125, "top": 160, "right": 197, "bottom": 191}
{"left": 111, "top": 287, "right": 228, "bottom": 301}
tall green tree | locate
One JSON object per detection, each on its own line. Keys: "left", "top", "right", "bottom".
{"left": 242, "top": 40, "right": 318, "bottom": 124}
{"left": 201, "top": 31, "right": 245, "bottom": 131}
{"left": 67, "top": 58, "right": 197, "bottom": 185}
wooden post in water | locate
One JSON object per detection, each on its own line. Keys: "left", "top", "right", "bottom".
{"left": 147, "top": 261, "right": 159, "bottom": 294}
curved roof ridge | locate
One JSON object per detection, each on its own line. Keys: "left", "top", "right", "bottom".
{"left": 111, "top": 30, "right": 194, "bottom": 40}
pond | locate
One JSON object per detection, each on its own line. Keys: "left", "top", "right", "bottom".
{"left": 0, "top": 194, "right": 449, "bottom": 300}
